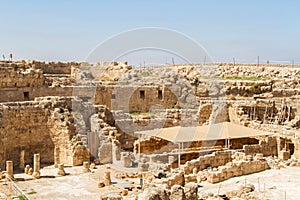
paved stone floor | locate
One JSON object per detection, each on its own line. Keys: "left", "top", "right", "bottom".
{"left": 3, "top": 165, "right": 300, "bottom": 200}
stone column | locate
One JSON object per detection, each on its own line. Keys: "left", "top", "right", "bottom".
{"left": 54, "top": 147, "right": 60, "bottom": 168}
{"left": 169, "top": 155, "right": 175, "bottom": 169}
{"left": 32, "top": 154, "right": 40, "bottom": 179}
{"left": 138, "top": 158, "right": 149, "bottom": 172}
{"left": 24, "top": 165, "right": 30, "bottom": 174}
{"left": 103, "top": 171, "right": 111, "bottom": 186}
{"left": 57, "top": 163, "right": 66, "bottom": 176}
{"left": 114, "top": 146, "right": 121, "bottom": 161}
{"left": 6, "top": 161, "right": 14, "bottom": 178}
{"left": 123, "top": 156, "right": 132, "bottom": 168}
{"left": 82, "top": 161, "right": 91, "bottom": 173}
{"left": 19, "top": 150, "right": 25, "bottom": 170}
{"left": 28, "top": 168, "right": 33, "bottom": 175}
{"left": 168, "top": 156, "right": 175, "bottom": 164}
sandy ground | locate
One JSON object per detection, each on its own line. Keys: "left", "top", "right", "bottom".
{"left": 1, "top": 165, "right": 299, "bottom": 200}
{"left": 0, "top": 179, "right": 15, "bottom": 200}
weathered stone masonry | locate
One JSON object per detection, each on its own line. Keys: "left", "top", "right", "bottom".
{"left": 0, "top": 97, "right": 90, "bottom": 169}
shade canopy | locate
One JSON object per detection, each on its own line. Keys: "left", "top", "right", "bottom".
{"left": 135, "top": 122, "right": 272, "bottom": 143}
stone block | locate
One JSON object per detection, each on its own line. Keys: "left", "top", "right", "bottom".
{"left": 82, "top": 161, "right": 91, "bottom": 173}
{"left": 98, "top": 142, "right": 112, "bottom": 164}
{"left": 255, "top": 153, "right": 264, "bottom": 160}
{"left": 278, "top": 150, "right": 290, "bottom": 160}
{"left": 123, "top": 156, "right": 132, "bottom": 168}
{"left": 170, "top": 185, "right": 185, "bottom": 200}
{"left": 57, "top": 163, "right": 66, "bottom": 176}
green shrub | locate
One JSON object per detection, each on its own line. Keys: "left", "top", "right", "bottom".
{"left": 18, "top": 195, "right": 26, "bottom": 200}
{"left": 140, "top": 71, "right": 150, "bottom": 77}
{"left": 27, "top": 191, "right": 37, "bottom": 195}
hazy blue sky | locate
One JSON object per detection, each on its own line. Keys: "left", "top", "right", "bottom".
{"left": 0, "top": 0, "right": 299, "bottom": 64}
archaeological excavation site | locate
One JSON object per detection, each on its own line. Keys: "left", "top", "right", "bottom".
{"left": 1, "top": 60, "right": 300, "bottom": 200}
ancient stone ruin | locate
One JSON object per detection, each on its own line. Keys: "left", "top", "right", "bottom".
{"left": 0, "top": 60, "right": 300, "bottom": 199}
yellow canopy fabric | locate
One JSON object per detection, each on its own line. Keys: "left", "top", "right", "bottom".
{"left": 136, "top": 122, "right": 272, "bottom": 143}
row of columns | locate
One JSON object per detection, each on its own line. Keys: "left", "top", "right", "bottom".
{"left": 6, "top": 153, "right": 96, "bottom": 179}
{"left": 6, "top": 153, "right": 40, "bottom": 179}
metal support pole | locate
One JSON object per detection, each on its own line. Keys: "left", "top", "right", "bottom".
{"left": 138, "top": 134, "right": 141, "bottom": 162}
{"left": 178, "top": 143, "right": 180, "bottom": 167}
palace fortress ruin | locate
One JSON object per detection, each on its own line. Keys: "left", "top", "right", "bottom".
{"left": 1, "top": 60, "right": 300, "bottom": 199}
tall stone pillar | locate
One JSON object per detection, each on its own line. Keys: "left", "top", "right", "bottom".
{"left": 6, "top": 161, "right": 14, "bottom": 178}
{"left": 54, "top": 147, "right": 60, "bottom": 168}
{"left": 19, "top": 150, "right": 25, "bottom": 170}
{"left": 32, "top": 154, "right": 40, "bottom": 179}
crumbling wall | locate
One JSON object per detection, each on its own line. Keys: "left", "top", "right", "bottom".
{"left": 114, "top": 108, "right": 200, "bottom": 150}
{"left": 206, "top": 157, "right": 269, "bottom": 183}
{"left": 0, "top": 67, "right": 44, "bottom": 88}
{"left": 218, "top": 63, "right": 300, "bottom": 78}
{"left": 47, "top": 104, "right": 90, "bottom": 166}
{"left": 230, "top": 138, "right": 259, "bottom": 149}
{"left": 243, "top": 136, "right": 277, "bottom": 156}
{"left": 199, "top": 103, "right": 212, "bottom": 125}
{"left": 133, "top": 137, "right": 176, "bottom": 154}
{"left": 128, "top": 86, "right": 178, "bottom": 113}
{"left": 95, "top": 85, "right": 179, "bottom": 113}
{"left": 181, "top": 151, "right": 233, "bottom": 174}
{"left": 0, "top": 60, "right": 78, "bottom": 74}
{"left": 179, "top": 150, "right": 269, "bottom": 184}
{"left": 224, "top": 80, "right": 273, "bottom": 97}
{"left": 31, "top": 61, "right": 77, "bottom": 74}
{"left": 0, "top": 101, "right": 54, "bottom": 168}
{"left": 3, "top": 61, "right": 300, "bottom": 105}
{"left": 293, "top": 137, "right": 300, "bottom": 159}
{"left": 0, "top": 67, "right": 46, "bottom": 102}
{"left": 0, "top": 97, "right": 90, "bottom": 169}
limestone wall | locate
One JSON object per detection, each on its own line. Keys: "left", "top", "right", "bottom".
{"left": 31, "top": 61, "right": 77, "bottom": 74}
{"left": 3, "top": 61, "right": 300, "bottom": 111}
{"left": 133, "top": 137, "right": 176, "bottom": 154}
{"left": 0, "top": 60, "right": 78, "bottom": 74}
{"left": 115, "top": 108, "right": 200, "bottom": 150}
{"left": 179, "top": 149, "right": 269, "bottom": 184}
{"left": 293, "top": 137, "right": 300, "bottom": 159}
{"left": 243, "top": 136, "right": 277, "bottom": 156}
{"left": 181, "top": 151, "right": 233, "bottom": 174}
{"left": 0, "top": 67, "right": 44, "bottom": 88}
{"left": 206, "top": 158, "right": 269, "bottom": 183}
{"left": 129, "top": 86, "right": 178, "bottom": 113}
{"left": 229, "top": 138, "right": 259, "bottom": 149}
{"left": 0, "top": 101, "right": 54, "bottom": 168}
{"left": 218, "top": 63, "right": 300, "bottom": 78}
{"left": 0, "top": 97, "right": 90, "bottom": 169}
{"left": 95, "top": 85, "right": 179, "bottom": 113}
{"left": 0, "top": 67, "right": 46, "bottom": 102}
